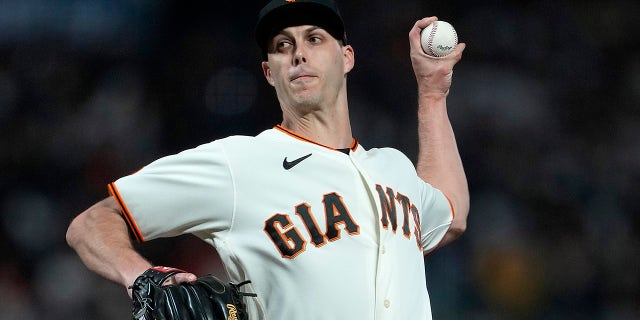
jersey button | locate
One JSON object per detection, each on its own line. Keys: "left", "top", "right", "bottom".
{"left": 384, "top": 299, "right": 391, "bottom": 308}
{"left": 381, "top": 246, "right": 386, "bottom": 254}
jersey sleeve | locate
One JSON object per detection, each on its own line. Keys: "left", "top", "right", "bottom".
{"left": 417, "top": 179, "right": 454, "bottom": 253}
{"left": 108, "top": 141, "right": 234, "bottom": 242}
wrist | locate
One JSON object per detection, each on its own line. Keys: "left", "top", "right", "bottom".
{"left": 121, "top": 263, "right": 153, "bottom": 288}
{"left": 418, "top": 91, "right": 448, "bottom": 101}
{"left": 418, "top": 92, "right": 448, "bottom": 114}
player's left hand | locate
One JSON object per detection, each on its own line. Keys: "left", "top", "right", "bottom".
{"left": 409, "top": 16, "right": 466, "bottom": 98}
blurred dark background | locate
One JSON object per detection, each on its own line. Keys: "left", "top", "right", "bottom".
{"left": 1, "top": 0, "right": 638, "bottom": 319}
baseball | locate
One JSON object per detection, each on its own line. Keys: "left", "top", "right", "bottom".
{"left": 420, "top": 21, "right": 458, "bottom": 57}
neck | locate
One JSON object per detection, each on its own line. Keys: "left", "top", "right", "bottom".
{"left": 280, "top": 93, "right": 353, "bottom": 149}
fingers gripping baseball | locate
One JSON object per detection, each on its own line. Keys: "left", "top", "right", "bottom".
{"left": 409, "top": 17, "right": 465, "bottom": 97}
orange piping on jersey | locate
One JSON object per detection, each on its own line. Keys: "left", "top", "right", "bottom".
{"left": 274, "top": 125, "right": 359, "bottom": 152}
{"left": 349, "top": 138, "right": 359, "bottom": 151}
{"left": 443, "top": 194, "right": 455, "bottom": 219}
{"left": 108, "top": 183, "right": 145, "bottom": 243}
{"left": 423, "top": 194, "right": 456, "bottom": 257}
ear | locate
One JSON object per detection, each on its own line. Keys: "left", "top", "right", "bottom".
{"left": 261, "top": 61, "right": 275, "bottom": 87}
{"left": 342, "top": 45, "right": 355, "bottom": 74}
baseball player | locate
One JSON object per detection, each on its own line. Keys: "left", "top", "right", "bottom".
{"left": 66, "top": 0, "right": 469, "bottom": 319}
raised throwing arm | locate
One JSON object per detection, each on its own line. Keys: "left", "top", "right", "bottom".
{"left": 409, "top": 17, "right": 470, "bottom": 248}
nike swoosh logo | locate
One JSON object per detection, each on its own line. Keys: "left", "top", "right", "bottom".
{"left": 283, "top": 153, "right": 312, "bottom": 170}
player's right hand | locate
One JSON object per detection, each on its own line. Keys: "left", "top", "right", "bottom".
{"left": 162, "top": 271, "right": 198, "bottom": 285}
{"left": 126, "top": 267, "right": 197, "bottom": 298}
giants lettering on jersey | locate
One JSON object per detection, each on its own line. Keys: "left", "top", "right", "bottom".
{"left": 263, "top": 185, "right": 423, "bottom": 259}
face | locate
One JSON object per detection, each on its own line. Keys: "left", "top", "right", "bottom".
{"left": 261, "top": 25, "right": 354, "bottom": 113}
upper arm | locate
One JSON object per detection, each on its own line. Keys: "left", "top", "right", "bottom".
{"left": 97, "top": 196, "right": 122, "bottom": 213}
{"left": 66, "top": 197, "right": 127, "bottom": 243}
{"left": 66, "top": 196, "right": 155, "bottom": 288}
{"left": 110, "top": 142, "right": 235, "bottom": 242}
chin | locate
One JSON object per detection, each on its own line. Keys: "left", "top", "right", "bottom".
{"left": 291, "top": 90, "right": 321, "bottom": 105}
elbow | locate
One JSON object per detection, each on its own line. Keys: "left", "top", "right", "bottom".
{"left": 66, "top": 197, "right": 122, "bottom": 249}
{"left": 66, "top": 207, "right": 101, "bottom": 250}
{"left": 448, "top": 202, "right": 469, "bottom": 239}
{"left": 448, "top": 219, "right": 467, "bottom": 238}
{"left": 66, "top": 213, "right": 87, "bottom": 250}
{"left": 449, "top": 194, "right": 469, "bottom": 231}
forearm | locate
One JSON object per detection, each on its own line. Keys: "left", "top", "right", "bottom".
{"left": 66, "top": 197, "right": 152, "bottom": 289}
{"left": 417, "top": 93, "right": 469, "bottom": 242}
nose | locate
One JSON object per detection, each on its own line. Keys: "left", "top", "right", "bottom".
{"left": 293, "top": 46, "right": 307, "bottom": 66}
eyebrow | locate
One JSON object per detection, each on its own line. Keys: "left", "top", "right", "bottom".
{"left": 275, "top": 26, "right": 323, "bottom": 39}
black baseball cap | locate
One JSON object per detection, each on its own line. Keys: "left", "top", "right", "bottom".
{"left": 255, "top": 0, "right": 347, "bottom": 59}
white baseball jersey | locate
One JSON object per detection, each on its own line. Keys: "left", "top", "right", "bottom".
{"left": 109, "top": 125, "right": 453, "bottom": 320}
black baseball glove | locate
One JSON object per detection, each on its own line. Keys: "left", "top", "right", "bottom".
{"left": 130, "top": 266, "right": 255, "bottom": 320}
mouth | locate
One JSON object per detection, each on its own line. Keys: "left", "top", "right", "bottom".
{"left": 290, "top": 74, "right": 315, "bottom": 82}
{"left": 289, "top": 67, "right": 317, "bottom": 82}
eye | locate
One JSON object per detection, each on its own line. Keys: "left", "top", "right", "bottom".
{"left": 277, "top": 40, "right": 292, "bottom": 49}
{"left": 309, "top": 35, "right": 322, "bottom": 44}
{"left": 269, "top": 35, "right": 293, "bottom": 53}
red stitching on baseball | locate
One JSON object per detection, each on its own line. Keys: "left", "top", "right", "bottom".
{"left": 428, "top": 21, "right": 438, "bottom": 56}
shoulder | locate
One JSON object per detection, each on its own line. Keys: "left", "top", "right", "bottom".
{"left": 362, "top": 146, "right": 414, "bottom": 167}
{"left": 216, "top": 128, "right": 279, "bottom": 144}
{"left": 191, "top": 128, "right": 288, "bottom": 164}
{"left": 192, "top": 128, "right": 278, "bottom": 150}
